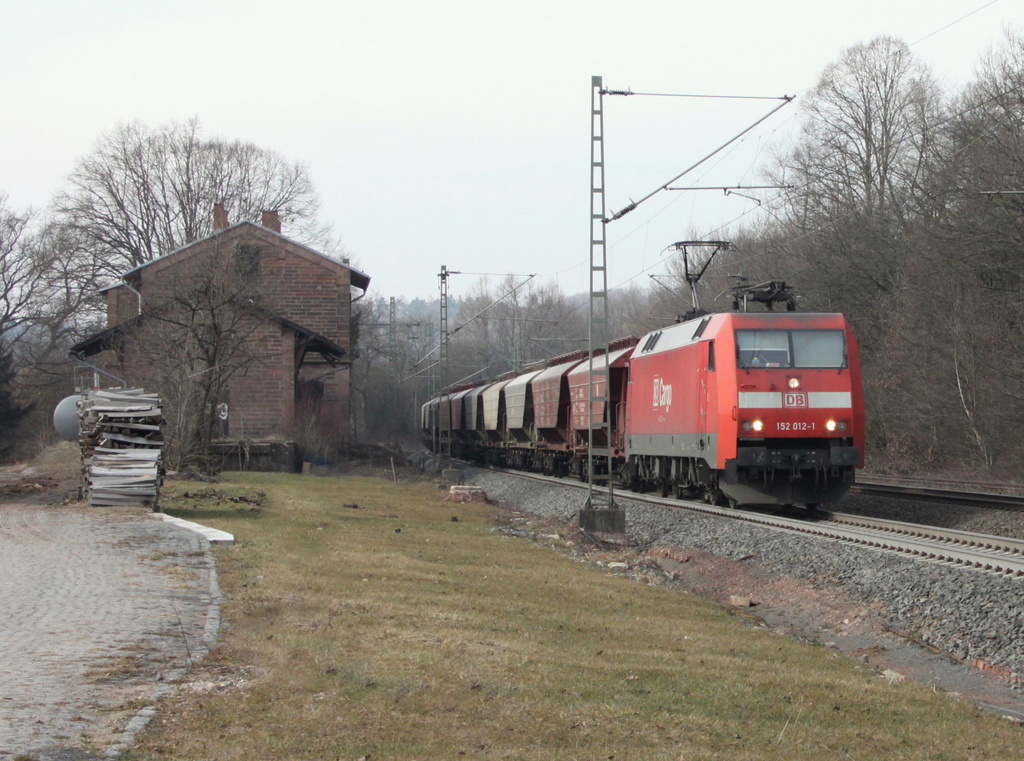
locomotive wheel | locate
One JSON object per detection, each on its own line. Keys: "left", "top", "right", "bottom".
{"left": 660, "top": 478, "right": 670, "bottom": 498}
{"left": 671, "top": 481, "right": 684, "bottom": 500}
{"left": 704, "top": 476, "right": 724, "bottom": 506}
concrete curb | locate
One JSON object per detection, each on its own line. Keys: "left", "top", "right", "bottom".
{"left": 151, "top": 513, "right": 235, "bottom": 544}
{"left": 104, "top": 518, "right": 229, "bottom": 758}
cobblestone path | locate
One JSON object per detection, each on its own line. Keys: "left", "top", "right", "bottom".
{"left": 0, "top": 502, "right": 214, "bottom": 758}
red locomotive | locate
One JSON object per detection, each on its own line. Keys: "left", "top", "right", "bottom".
{"left": 422, "top": 306, "right": 863, "bottom": 510}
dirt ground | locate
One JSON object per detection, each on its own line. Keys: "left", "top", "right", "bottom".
{"left": 0, "top": 441, "right": 82, "bottom": 503}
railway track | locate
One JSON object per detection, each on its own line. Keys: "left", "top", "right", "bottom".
{"left": 470, "top": 466, "right": 1024, "bottom": 579}
{"left": 853, "top": 476, "right": 1024, "bottom": 509}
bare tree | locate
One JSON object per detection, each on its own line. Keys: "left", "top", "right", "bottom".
{"left": 349, "top": 297, "right": 389, "bottom": 444}
{"left": 768, "top": 37, "right": 942, "bottom": 328}
{"left": 0, "top": 194, "right": 87, "bottom": 459}
{"left": 777, "top": 36, "right": 940, "bottom": 220}
{"left": 0, "top": 194, "right": 40, "bottom": 345}
{"left": 608, "top": 281, "right": 658, "bottom": 338}
{"left": 53, "top": 118, "right": 335, "bottom": 281}
{"left": 922, "top": 30, "right": 1024, "bottom": 469}
{"left": 455, "top": 276, "right": 586, "bottom": 377}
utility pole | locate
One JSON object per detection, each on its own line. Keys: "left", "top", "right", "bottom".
{"left": 578, "top": 75, "right": 627, "bottom": 542}
{"left": 389, "top": 297, "right": 398, "bottom": 446}
{"left": 438, "top": 266, "right": 458, "bottom": 482}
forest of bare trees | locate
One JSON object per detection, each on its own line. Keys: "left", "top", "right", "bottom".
{"left": 703, "top": 32, "right": 1024, "bottom": 474}
{"left": 6, "top": 33, "right": 1024, "bottom": 478}
{"left": 354, "top": 32, "right": 1024, "bottom": 476}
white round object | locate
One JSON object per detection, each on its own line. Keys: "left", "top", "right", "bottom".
{"left": 53, "top": 395, "right": 82, "bottom": 441}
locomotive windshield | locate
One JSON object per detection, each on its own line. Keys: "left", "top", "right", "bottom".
{"left": 736, "top": 329, "right": 847, "bottom": 369}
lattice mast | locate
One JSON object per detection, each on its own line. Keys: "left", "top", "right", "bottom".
{"left": 438, "top": 265, "right": 452, "bottom": 467}
{"left": 586, "top": 76, "right": 615, "bottom": 510}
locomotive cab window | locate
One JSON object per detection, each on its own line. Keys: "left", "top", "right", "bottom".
{"left": 736, "top": 329, "right": 846, "bottom": 369}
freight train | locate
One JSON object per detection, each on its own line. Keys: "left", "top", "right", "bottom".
{"left": 422, "top": 309, "right": 864, "bottom": 510}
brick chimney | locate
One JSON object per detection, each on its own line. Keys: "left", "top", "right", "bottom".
{"left": 261, "top": 210, "right": 281, "bottom": 233}
{"left": 213, "top": 202, "right": 229, "bottom": 230}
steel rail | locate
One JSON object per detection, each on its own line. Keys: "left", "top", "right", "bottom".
{"left": 469, "top": 465, "right": 1024, "bottom": 579}
{"left": 851, "top": 479, "right": 1024, "bottom": 509}
{"left": 825, "top": 511, "right": 1024, "bottom": 555}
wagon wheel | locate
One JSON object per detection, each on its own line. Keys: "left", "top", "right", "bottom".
{"left": 671, "top": 480, "right": 684, "bottom": 500}
{"left": 618, "top": 468, "right": 631, "bottom": 492}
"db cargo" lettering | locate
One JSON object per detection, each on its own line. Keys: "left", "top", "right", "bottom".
{"left": 653, "top": 376, "right": 673, "bottom": 411}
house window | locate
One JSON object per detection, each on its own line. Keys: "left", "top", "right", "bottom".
{"left": 234, "top": 243, "right": 261, "bottom": 279}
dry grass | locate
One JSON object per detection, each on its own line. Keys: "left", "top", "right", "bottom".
{"left": 128, "top": 473, "right": 1024, "bottom": 760}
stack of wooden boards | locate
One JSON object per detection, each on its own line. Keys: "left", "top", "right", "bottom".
{"left": 79, "top": 388, "right": 164, "bottom": 508}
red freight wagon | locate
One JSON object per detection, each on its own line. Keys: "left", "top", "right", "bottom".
{"left": 464, "top": 386, "right": 487, "bottom": 441}
{"left": 448, "top": 387, "right": 474, "bottom": 455}
{"left": 567, "top": 346, "right": 634, "bottom": 456}
{"left": 532, "top": 358, "right": 585, "bottom": 447}
{"left": 624, "top": 312, "right": 863, "bottom": 508}
{"left": 449, "top": 388, "right": 472, "bottom": 433}
{"left": 481, "top": 379, "right": 513, "bottom": 445}
{"left": 503, "top": 369, "right": 543, "bottom": 469}
{"left": 504, "top": 370, "right": 543, "bottom": 444}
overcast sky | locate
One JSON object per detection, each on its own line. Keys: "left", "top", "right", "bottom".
{"left": 2, "top": 1, "right": 1020, "bottom": 303}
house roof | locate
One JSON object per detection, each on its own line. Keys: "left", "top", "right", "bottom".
{"left": 121, "top": 220, "right": 371, "bottom": 291}
{"left": 70, "top": 307, "right": 349, "bottom": 364}
{"left": 70, "top": 314, "right": 144, "bottom": 358}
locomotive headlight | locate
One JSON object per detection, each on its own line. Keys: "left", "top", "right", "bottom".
{"left": 742, "top": 419, "right": 764, "bottom": 433}
{"left": 752, "top": 419, "right": 764, "bottom": 432}
{"left": 787, "top": 377, "right": 801, "bottom": 389}
{"left": 826, "top": 419, "right": 837, "bottom": 432}
{"left": 838, "top": 420, "right": 848, "bottom": 431}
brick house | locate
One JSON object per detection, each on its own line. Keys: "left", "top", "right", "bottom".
{"left": 71, "top": 208, "right": 370, "bottom": 468}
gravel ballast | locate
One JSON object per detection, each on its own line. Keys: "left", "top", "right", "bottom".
{"left": 466, "top": 468, "right": 1024, "bottom": 692}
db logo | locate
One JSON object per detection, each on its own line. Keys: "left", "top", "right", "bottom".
{"left": 653, "top": 376, "right": 673, "bottom": 411}
{"left": 784, "top": 392, "right": 807, "bottom": 408}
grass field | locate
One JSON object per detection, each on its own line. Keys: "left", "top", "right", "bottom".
{"left": 126, "top": 472, "right": 1023, "bottom": 760}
